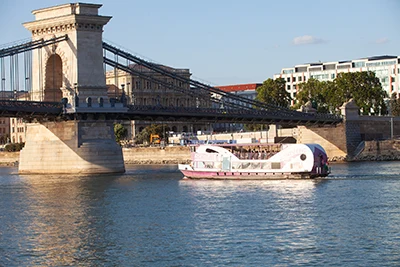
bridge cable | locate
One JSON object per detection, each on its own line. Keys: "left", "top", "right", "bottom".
{"left": 102, "top": 42, "right": 293, "bottom": 112}
{"left": 0, "top": 57, "right": 4, "bottom": 99}
{"left": 103, "top": 42, "right": 325, "bottom": 118}
{"left": 103, "top": 41, "right": 342, "bottom": 124}
{"left": 103, "top": 57, "right": 254, "bottom": 111}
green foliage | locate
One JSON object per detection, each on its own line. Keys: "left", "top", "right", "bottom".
{"left": 244, "top": 124, "right": 269, "bottom": 132}
{"left": 292, "top": 78, "right": 332, "bottom": 113}
{"left": 293, "top": 71, "right": 387, "bottom": 115}
{"left": 389, "top": 93, "right": 400, "bottom": 116}
{"left": 114, "top": 123, "right": 128, "bottom": 144}
{"left": 5, "top": 143, "right": 24, "bottom": 152}
{"left": 334, "top": 71, "right": 387, "bottom": 115}
{"left": 0, "top": 134, "right": 9, "bottom": 145}
{"left": 256, "top": 78, "right": 292, "bottom": 108}
{"left": 134, "top": 124, "right": 166, "bottom": 145}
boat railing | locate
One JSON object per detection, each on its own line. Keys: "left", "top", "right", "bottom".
{"left": 193, "top": 160, "right": 221, "bottom": 169}
{"left": 231, "top": 160, "right": 281, "bottom": 170}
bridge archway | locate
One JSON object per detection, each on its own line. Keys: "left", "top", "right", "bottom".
{"left": 44, "top": 54, "right": 63, "bottom": 102}
{"left": 23, "top": 3, "right": 111, "bottom": 105}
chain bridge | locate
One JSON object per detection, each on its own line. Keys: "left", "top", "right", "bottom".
{"left": 0, "top": 35, "right": 341, "bottom": 126}
{"left": 0, "top": 3, "right": 342, "bottom": 174}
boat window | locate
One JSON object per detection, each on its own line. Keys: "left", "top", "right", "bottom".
{"left": 300, "top": 154, "right": 307, "bottom": 161}
{"left": 205, "top": 148, "right": 218, "bottom": 153}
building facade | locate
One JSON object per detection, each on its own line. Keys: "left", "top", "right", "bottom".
{"left": 0, "top": 118, "right": 10, "bottom": 145}
{"left": 0, "top": 91, "right": 30, "bottom": 145}
{"left": 10, "top": 118, "right": 25, "bottom": 144}
{"left": 273, "top": 55, "right": 400, "bottom": 105}
{"left": 217, "top": 83, "right": 261, "bottom": 107}
{"left": 105, "top": 64, "right": 211, "bottom": 139}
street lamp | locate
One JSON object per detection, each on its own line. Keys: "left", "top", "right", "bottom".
{"left": 391, "top": 116, "right": 394, "bottom": 139}
{"left": 74, "top": 83, "right": 78, "bottom": 107}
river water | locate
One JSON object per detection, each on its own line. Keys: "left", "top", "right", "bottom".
{"left": 1, "top": 161, "right": 400, "bottom": 266}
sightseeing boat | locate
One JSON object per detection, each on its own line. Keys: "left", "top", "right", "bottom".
{"left": 178, "top": 143, "right": 330, "bottom": 180}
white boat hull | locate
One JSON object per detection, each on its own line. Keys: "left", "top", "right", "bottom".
{"left": 178, "top": 164, "right": 328, "bottom": 180}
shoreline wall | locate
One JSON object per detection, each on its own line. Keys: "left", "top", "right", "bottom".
{"left": 353, "top": 139, "right": 400, "bottom": 161}
{"left": 122, "top": 146, "right": 191, "bottom": 164}
{"left": 2, "top": 139, "right": 400, "bottom": 166}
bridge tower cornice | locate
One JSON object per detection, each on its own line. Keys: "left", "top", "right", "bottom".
{"left": 23, "top": 3, "right": 111, "bottom": 37}
{"left": 23, "top": 2, "right": 117, "bottom": 111}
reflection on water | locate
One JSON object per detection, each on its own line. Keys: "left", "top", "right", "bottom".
{"left": 2, "top": 174, "right": 123, "bottom": 266}
{"left": 0, "top": 162, "right": 400, "bottom": 266}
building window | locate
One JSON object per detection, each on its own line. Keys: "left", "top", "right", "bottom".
{"left": 293, "top": 77, "right": 296, "bottom": 82}
{"left": 331, "top": 73, "right": 335, "bottom": 79}
{"left": 354, "top": 62, "right": 365, "bottom": 68}
{"left": 298, "top": 76, "right": 302, "bottom": 82}
{"left": 287, "top": 85, "right": 291, "bottom": 90}
{"left": 287, "top": 77, "right": 291, "bottom": 82}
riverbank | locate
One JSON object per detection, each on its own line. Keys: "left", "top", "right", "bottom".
{"left": 2, "top": 139, "right": 400, "bottom": 166}
{"left": 0, "top": 146, "right": 192, "bottom": 166}
{"left": 122, "top": 146, "right": 191, "bottom": 164}
{"left": 0, "top": 152, "right": 19, "bottom": 166}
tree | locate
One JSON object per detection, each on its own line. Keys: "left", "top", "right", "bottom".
{"left": 256, "top": 78, "right": 292, "bottom": 108}
{"left": 0, "top": 134, "right": 9, "bottom": 145}
{"left": 293, "top": 78, "right": 332, "bottom": 113}
{"left": 134, "top": 124, "right": 165, "bottom": 145}
{"left": 247, "top": 78, "right": 291, "bottom": 132}
{"left": 5, "top": 142, "right": 24, "bottom": 152}
{"left": 389, "top": 93, "right": 400, "bottom": 116}
{"left": 293, "top": 71, "right": 387, "bottom": 115}
{"left": 114, "top": 123, "right": 127, "bottom": 144}
{"left": 334, "top": 71, "right": 387, "bottom": 115}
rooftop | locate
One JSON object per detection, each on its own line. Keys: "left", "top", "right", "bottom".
{"left": 217, "top": 83, "right": 262, "bottom": 92}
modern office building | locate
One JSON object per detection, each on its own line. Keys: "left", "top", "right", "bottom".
{"left": 273, "top": 55, "right": 400, "bottom": 105}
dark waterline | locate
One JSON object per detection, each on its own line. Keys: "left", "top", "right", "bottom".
{"left": 1, "top": 162, "right": 400, "bottom": 266}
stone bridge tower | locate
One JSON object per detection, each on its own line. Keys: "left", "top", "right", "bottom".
{"left": 23, "top": 3, "right": 111, "bottom": 108}
{"left": 19, "top": 3, "right": 125, "bottom": 174}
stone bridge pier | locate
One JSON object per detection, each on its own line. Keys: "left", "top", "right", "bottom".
{"left": 19, "top": 121, "right": 125, "bottom": 174}
{"left": 297, "top": 99, "right": 400, "bottom": 160}
{"left": 19, "top": 3, "right": 125, "bottom": 174}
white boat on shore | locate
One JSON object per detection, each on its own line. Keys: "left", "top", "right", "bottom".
{"left": 178, "top": 143, "right": 330, "bottom": 180}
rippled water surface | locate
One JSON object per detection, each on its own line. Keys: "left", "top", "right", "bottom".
{"left": 1, "top": 162, "right": 400, "bottom": 266}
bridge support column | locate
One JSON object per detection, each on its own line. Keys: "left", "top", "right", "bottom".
{"left": 19, "top": 120, "right": 125, "bottom": 174}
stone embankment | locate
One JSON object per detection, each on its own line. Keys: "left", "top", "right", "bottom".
{"left": 122, "top": 146, "right": 191, "bottom": 164}
{"left": 351, "top": 139, "right": 400, "bottom": 162}
{"left": 2, "top": 140, "right": 400, "bottom": 166}
{"left": 0, "top": 152, "right": 19, "bottom": 166}
{"left": 0, "top": 146, "right": 192, "bottom": 166}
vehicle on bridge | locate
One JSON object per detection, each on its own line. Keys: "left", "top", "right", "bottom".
{"left": 178, "top": 143, "right": 330, "bottom": 180}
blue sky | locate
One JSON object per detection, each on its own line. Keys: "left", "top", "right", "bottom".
{"left": 1, "top": 0, "right": 399, "bottom": 86}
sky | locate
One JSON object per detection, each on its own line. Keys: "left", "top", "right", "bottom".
{"left": 0, "top": 0, "right": 399, "bottom": 86}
